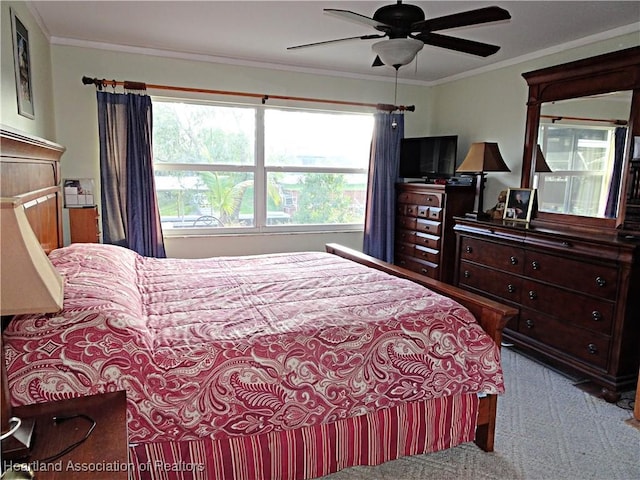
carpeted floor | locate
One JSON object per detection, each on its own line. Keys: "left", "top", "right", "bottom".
{"left": 320, "top": 348, "right": 639, "bottom": 480}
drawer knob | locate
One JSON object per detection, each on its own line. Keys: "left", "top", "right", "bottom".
{"left": 507, "top": 284, "right": 516, "bottom": 293}
{"left": 399, "top": 260, "right": 405, "bottom": 265}
{"left": 525, "top": 319, "right": 534, "bottom": 329}
{"left": 562, "top": 241, "right": 572, "bottom": 248}
{"left": 531, "top": 260, "right": 540, "bottom": 270}
{"left": 510, "top": 256, "right": 518, "bottom": 265}
{"left": 592, "top": 310, "right": 602, "bottom": 321}
{"left": 465, "top": 246, "right": 473, "bottom": 254}
{"left": 595, "top": 276, "right": 606, "bottom": 288}
{"left": 528, "top": 290, "right": 537, "bottom": 300}
{"left": 587, "top": 343, "right": 598, "bottom": 355}
{"left": 463, "top": 270, "right": 471, "bottom": 279}
{"left": 421, "top": 268, "right": 428, "bottom": 274}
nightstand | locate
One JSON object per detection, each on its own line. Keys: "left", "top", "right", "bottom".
{"left": 68, "top": 206, "right": 100, "bottom": 243}
{"left": 4, "top": 391, "right": 128, "bottom": 479}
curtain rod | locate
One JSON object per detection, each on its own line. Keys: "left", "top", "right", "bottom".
{"left": 541, "top": 114, "right": 627, "bottom": 126}
{"left": 81, "top": 76, "right": 415, "bottom": 113}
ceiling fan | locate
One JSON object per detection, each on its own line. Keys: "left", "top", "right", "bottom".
{"left": 288, "top": 2, "right": 511, "bottom": 68}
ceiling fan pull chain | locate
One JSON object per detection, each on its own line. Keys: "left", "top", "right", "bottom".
{"left": 394, "top": 68, "right": 398, "bottom": 106}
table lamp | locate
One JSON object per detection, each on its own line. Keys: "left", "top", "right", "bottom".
{"left": 1, "top": 198, "right": 64, "bottom": 459}
{"left": 456, "top": 142, "right": 511, "bottom": 219}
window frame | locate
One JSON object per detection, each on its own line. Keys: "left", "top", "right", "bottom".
{"left": 152, "top": 98, "right": 372, "bottom": 236}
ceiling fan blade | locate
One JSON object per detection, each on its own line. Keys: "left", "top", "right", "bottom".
{"left": 372, "top": 56, "right": 384, "bottom": 67}
{"left": 287, "top": 34, "right": 384, "bottom": 50}
{"left": 324, "top": 9, "right": 392, "bottom": 31}
{"left": 414, "top": 32, "right": 501, "bottom": 57}
{"left": 411, "top": 6, "right": 511, "bottom": 33}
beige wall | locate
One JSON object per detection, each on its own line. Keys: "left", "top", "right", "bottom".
{"left": 431, "top": 33, "right": 640, "bottom": 207}
{"left": 0, "top": 1, "right": 55, "bottom": 139}
{"left": 1, "top": 2, "right": 637, "bottom": 258}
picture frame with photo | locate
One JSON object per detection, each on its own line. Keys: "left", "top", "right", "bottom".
{"left": 503, "top": 188, "right": 535, "bottom": 222}
{"left": 11, "top": 8, "right": 35, "bottom": 119}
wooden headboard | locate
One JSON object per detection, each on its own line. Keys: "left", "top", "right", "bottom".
{"left": 0, "top": 127, "right": 65, "bottom": 253}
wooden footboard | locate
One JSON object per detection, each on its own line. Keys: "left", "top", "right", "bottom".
{"left": 325, "top": 243, "right": 518, "bottom": 452}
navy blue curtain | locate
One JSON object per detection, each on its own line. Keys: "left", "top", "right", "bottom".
{"left": 97, "top": 91, "right": 166, "bottom": 257}
{"left": 605, "top": 126, "right": 627, "bottom": 218}
{"left": 363, "top": 112, "right": 404, "bottom": 262}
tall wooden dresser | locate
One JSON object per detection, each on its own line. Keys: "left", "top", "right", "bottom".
{"left": 453, "top": 217, "right": 640, "bottom": 399}
{"left": 395, "top": 183, "right": 474, "bottom": 284}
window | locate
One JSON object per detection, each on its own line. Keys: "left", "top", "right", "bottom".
{"left": 152, "top": 100, "right": 373, "bottom": 234}
{"left": 537, "top": 124, "right": 617, "bottom": 217}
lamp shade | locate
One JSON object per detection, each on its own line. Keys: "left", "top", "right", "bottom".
{"left": 535, "top": 144, "right": 552, "bottom": 172}
{"left": 372, "top": 38, "right": 424, "bottom": 67}
{"left": 0, "top": 199, "right": 63, "bottom": 315}
{"left": 456, "top": 142, "right": 511, "bottom": 173}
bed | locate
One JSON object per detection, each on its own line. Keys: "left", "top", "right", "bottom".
{"left": 1, "top": 127, "right": 517, "bottom": 480}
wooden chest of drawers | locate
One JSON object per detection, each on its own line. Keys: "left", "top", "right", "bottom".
{"left": 454, "top": 218, "right": 640, "bottom": 399}
{"left": 395, "top": 183, "right": 474, "bottom": 284}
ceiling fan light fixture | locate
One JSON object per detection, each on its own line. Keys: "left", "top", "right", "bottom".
{"left": 372, "top": 38, "right": 424, "bottom": 67}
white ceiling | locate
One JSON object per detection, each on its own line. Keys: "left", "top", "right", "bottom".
{"left": 29, "top": 1, "right": 640, "bottom": 84}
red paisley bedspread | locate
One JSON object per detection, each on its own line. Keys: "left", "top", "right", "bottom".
{"left": 4, "top": 243, "right": 503, "bottom": 445}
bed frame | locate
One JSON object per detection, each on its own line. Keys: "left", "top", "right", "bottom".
{"left": 1, "top": 127, "right": 517, "bottom": 457}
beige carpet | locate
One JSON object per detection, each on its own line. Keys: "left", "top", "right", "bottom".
{"left": 320, "top": 348, "right": 639, "bottom": 480}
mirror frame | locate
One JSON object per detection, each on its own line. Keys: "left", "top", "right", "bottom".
{"left": 521, "top": 46, "right": 640, "bottom": 230}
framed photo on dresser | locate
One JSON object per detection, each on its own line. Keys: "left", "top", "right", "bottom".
{"left": 503, "top": 188, "right": 535, "bottom": 222}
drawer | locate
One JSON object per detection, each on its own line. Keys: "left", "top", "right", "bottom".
{"left": 459, "top": 236, "right": 524, "bottom": 274}
{"left": 397, "top": 215, "right": 417, "bottom": 230}
{"left": 458, "top": 261, "right": 522, "bottom": 304}
{"left": 415, "top": 245, "right": 439, "bottom": 263}
{"left": 427, "top": 207, "right": 443, "bottom": 220}
{"left": 518, "top": 308, "right": 610, "bottom": 369}
{"left": 524, "top": 250, "right": 618, "bottom": 300}
{"left": 396, "top": 254, "right": 439, "bottom": 279}
{"left": 395, "top": 243, "right": 440, "bottom": 264}
{"left": 397, "top": 192, "right": 442, "bottom": 208}
{"left": 414, "top": 232, "right": 440, "bottom": 249}
{"left": 395, "top": 241, "right": 414, "bottom": 257}
{"left": 397, "top": 228, "right": 416, "bottom": 245}
{"left": 397, "top": 204, "right": 418, "bottom": 216}
{"left": 520, "top": 279, "right": 614, "bottom": 335}
{"left": 416, "top": 218, "right": 442, "bottom": 235}
{"left": 524, "top": 233, "right": 622, "bottom": 263}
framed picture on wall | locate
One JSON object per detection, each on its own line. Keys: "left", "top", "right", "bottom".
{"left": 503, "top": 188, "right": 535, "bottom": 223}
{"left": 11, "top": 8, "right": 35, "bottom": 119}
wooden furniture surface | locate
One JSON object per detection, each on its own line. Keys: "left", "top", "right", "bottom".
{"left": 395, "top": 182, "right": 475, "bottom": 284}
{"left": 453, "top": 217, "right": 640, "bottom": 399}
{"left": 326, "top": 243, "right": 518, "bottom": 452}
{"left": 69, "top": 206, "right": 100, "bottom": 243}
{"left": 0, "top": 127, "right": 64, "bottom": 253}
{"left": 9, "top": 391, "right": 128, "bottom": 479}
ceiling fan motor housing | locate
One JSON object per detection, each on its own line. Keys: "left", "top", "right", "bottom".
{"left": 373, "top": 3, "right": 424, "bottom": 38}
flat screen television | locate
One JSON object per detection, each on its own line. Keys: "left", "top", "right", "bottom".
{"left": 399, "top": 135, "right": 458, "bottom": 180}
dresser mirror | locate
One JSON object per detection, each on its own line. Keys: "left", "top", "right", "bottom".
{"left": 535, "top": 91, "right": 632, "bottom": 218}
{"left": 521, "top": 46, "right": 640, "bottom": 231}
